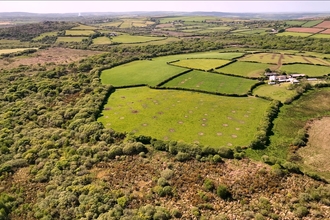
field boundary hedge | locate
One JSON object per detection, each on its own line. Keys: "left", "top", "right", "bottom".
{"left": 156, "top": 69, "right": 193, "bottom": 87}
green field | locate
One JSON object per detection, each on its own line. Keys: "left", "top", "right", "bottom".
{"left": 100, "top": 60, "right": 187, "bottom": 87}
{"left": 56, "top": 37, "right": 88, "bottom": 42}
{"left": 171, "top": 59, "right": 232, "bottom": 71}
{"left": 117, "top": 37, "right": 181, "bottom": 47}
{"left": 101, "top": 52, "right": 249, "bottom": 86}
{"left": 310, "top": 34, "right": 330, "bottom": 39}
{"left": 32, "top": 31, "right": 58, "bottom": 40}
{"left": 253, "top": 88, "right": 330, "bottom": 160}
{"left": 65, "top": 30, "right": 95, "bottom": 36}
{"left": 280, "top": 64, "right": 330, "bottom": 76}
{"left": 232, "top": 29, "right": 270, "bottom": 35}
{"left": 98, "top": 21, "right": 123, "bottom": 27}
{"left": 253, "top": 83, "right": 298, "bottom": 103}
{"left": 0, "top": 47, "right": 38, "bottom": 55}
{"left": 92, "top": 36, "right": 112, "bottom": 44}
{"left": 285, "top": 20, "right": 307, "bottom": 26}
{"left": 159, "top": 16, "right": 217, "bottom": 23}
{"left": 301, "top": 20, "right": 323, "bottom": 27}
{"left": 98, "top": 87, "right": 270, "bottom": 147}
{"left": 239, "top": 53, "right": 330, "bottom": 65}
{"left": 111, "top": 34, "right": 166, "bottom": 43}
{"left": 276, "top": 32, "right": 313, "bottom": 37}
{"left": 216, "top": 61, "right": 274, "bottom": 78}
{"left": 162, "top": 70, "right": 258, "bottom": 95}
{"left": 71, "top": 24, "right": 97, "bottom": 30}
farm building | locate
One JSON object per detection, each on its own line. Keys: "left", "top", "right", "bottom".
{"left": 277, "top": 75, "right": 288, "bottom": 82}
{"left": 265, "top": 72, "right": 278, "bottom": 77}
{"left": 290, "top": 74, "right": 305, "bottom": 78}
{"left": 289, "top": 78, "right": 299, "bottom": 84}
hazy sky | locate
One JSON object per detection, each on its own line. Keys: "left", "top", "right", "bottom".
{"left": 1, "top": 1, "right": 330, "bottom": 14}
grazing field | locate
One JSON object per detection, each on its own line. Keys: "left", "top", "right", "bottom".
{"left": 65, "top": 30, "right": 95, "bottom": 36}
{"left": 111, "top": 34, "right": 166, "bottom": 43}
{"left": 276, "top": 32, "right": 312, "bottom": 37}
{"left": 170, "top": 59, "right": 232, "bottom": 71}
{"left": 252, "top": 83, "right": 298, "bottom": 103}
{"left": 98, "top": 87, "right": 270, "bottom": 147}
{"left": 56, "top": 37, "right": 88, "bottom": 42}
{"left": 119, "top": 20, "right": 133, "bottom": 28}
{"left": 32, "top": 31, "right": 58, "bottom": 40}
{"left": 0, "top": 48, "right": 38, "bottom": 55}
{"left": 285, "top": 20, "right": 307, "bottom": 26}
{"left": 301, "top": 20, "right": 323, "bottom": 27}
{"left": 100, "top": 60, "right": 188, "bottom": 87}
{"left": 239, "top": 53, "right": 330, "bottom": 65}
{"left": 280, "top": 64, "right": 330, "bottom": 76}
{"left": 310, "top": 33, "right": 330, "bottom": 39}
{"left": 100, "top": 52, "right": 250, "bottom": 87}
{"left": 314, "top": 21, "right": 330, "bottom": 29}
{"left": 285, "top": 27, "right": 323, "bottom": 33}
{"left": 159, "top": 16, "right": 217, "bottom": 23}
{"left": 118, "top": 37, "right": 181, "bottom": 47}
{"left": 216, "top": 61, "right": 274, "bottom": 78}
{"left": 92, "top": 36, "right": 112, "bottom": 44}
{"left": 256, "top": 88, "right": 330, "bottom": 165}
{"left": 161, "top": 70, "right": 258, "bottom": 95}
{"left": 71, "top": 24, "right": 97, "bottom": 30}
{"left": 232, "top": 29, "right": 270, "bottom": 35}
{"left": 98, "top": 21, "right": 123, "bottom": 27}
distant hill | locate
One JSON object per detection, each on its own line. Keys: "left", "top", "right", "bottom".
{"left": 0, "top": 11, "right": 329, "bottom": 20}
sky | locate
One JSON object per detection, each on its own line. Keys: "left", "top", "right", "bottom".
{"left": 0, "top": 1, "right": 330, "bottom": 14}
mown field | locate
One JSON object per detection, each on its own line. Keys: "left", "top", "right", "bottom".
{"left": 301, "top": 20, "right": 323, "bottom": 27}
{"left": 92, "top": 36, "right": 112, "bottom": 45}
{"left": 56, "top": 36, "right": 88, "bottom": 42}
{"left": 253, "top": 83, "right": 298, "bottom": 103}
{"left": 239, "top": 53, "right": 330, "bottom": 65}
{"left": 71, "top": 24, "right": 97, "bottom": 30}
{"left": 0, "top": 47, "right": 38, "bottom": 54}
{"left": 100, "top": 60, "right": 187, "bottom": 87}
{"left": 280, "top": 64, "right": 330, "bottom": 76}
{"left": 276, "top": 32, "right": 313, "bottom": 37}
{"left": 216, "top": 61, "right": 274, "bottom": 78}
{"left": 65, "top": 30, "right": 95, "bottom": 36}
{"left": 101, "top": 51, "right": 248, "bottom": 86}
{"left": 310, "top": 34, "right": 330, "bottom": 39}
{"left": 98, "top": 87, "right": 270, "bottom": 147}
{"left": 32, "top": 31, "right": 58, "bottom": 40}
{"left": 170, "top": 59, "right": 232, "bottom": 71}
{"left": 162, "top": 70, "right": 257, "bottom": 95}
{"left": 111, "top": 34, "right": 166, "bottom": 43}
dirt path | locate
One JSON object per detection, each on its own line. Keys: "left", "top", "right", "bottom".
{"left": 273, "top": 53, "right": 284, "bottom": 71}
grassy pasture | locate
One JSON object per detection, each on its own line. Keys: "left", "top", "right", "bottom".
{"left": 100, "top": 60, "right": 187, "bottom": 87}
{"left": 159, "top": 16, "right": 217, "bottom": 23}
{"left": 65, "top": 30, "right": 95, "bottom": 36}
{"left": 119, "top": 20, "right": 133, "bottom": 28}
{"left": 92, "top": 36, "right": 112, "bottom": 45}
{"left": 276, "top": 32, "right": 312, "bottom": 37}
{"left": 0, "top": 48, "right": 38, "bottom": 55}
{"left": 117, "top": 37, "right": 181, "bottom": 47}
{"left": 252, "top": 83, "right": 298, "bottom": 103}
{"left": 100, "top": 52, "right": 248, "bottom": 87}
{"left": 216, "top": 61, "right": 275, "bottom": 78}
{"left": 56, "top": 37, "right": 88, "bottom": 42}
{"left": 132, "top": 22, "right": 147, "bottom": 27}
{"left": 111, "top": 34, "right": 166, "bottom": 43}
{"left": 285, "top": 20, "right": 307, "bottom": 26}
{"left": 32, "top": 31, "right": 58, "bottom": 40}
{"left": 239, "top": 53, "right": 330, "bottom": 65}
{"left": 310, "top": 34, "right": 330, "bottom": 39}
{"left": 280, "top": 64, "right": 330, "bottom": 76}
{"left": 71, "top": 24, "right": 97, "bottom": 30}
{"left": 301, "top": 20, "right": 323, "bottom": 27}
{"left": 232, "top": 29, "right": 270, "bottom": 35}
{"left": 0, "top": 39, "right": 30, "bottom": 48}
{"left": 98, "top": 87, "right": 270, "bottom": 147}
{"left": 250, "top": 88, "right": 330, "bottom": 162}
{"left": 171, "top": 59, "right": 232, "bottom": 71}
{"left": 162, "top": 70, "right": 258, "bottom": 95}
{"left": 98, "top": 21, "right": 123, "bottom": 27}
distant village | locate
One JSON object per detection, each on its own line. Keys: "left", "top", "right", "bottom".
{"left": 265, "top": 72, "right": 318, "bottom": 85}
